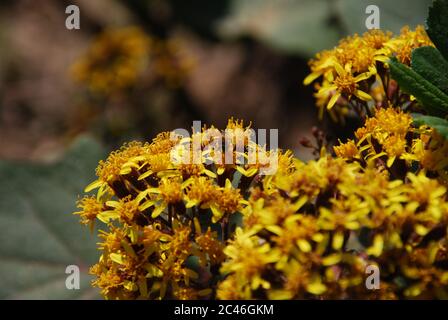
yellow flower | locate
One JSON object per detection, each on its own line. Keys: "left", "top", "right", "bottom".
{"left": 221, "top": 228, "right": 280, "bottom": 294}
{"left": 336, "top": 107, "right": 415, "bottom": 168}
{"left": 74, "top": 196, "right": 104, "bottom": 231}
{"left": 304, "top": 26, "right": 433, "bottom": 119}
{"left": 216, "top": 275, "right": 244, "bottom": 299}
{"left": 318, "top": 62, "right": 373, "bottom": 109}
{"left": 416, "top": 130, "right": 448, "bottom": 175}
{"left": 333, "top": 139, "right": 359, "bottom": 159}
{"left": 212, "top": 179, "right": 247, "bottom": 222}
{"left": 140, "top": 177, "right": 183, "bottom": 218}
{"left": 100, "top": 196, "right": 141, "bottom": 225}
{"left": 363, "top": 29, "right": 392, "bottom": 50}
{"left": 195, "top": 227, "right": 226, "bottom": 266}
{"left": 183, "top": 176, "right": 219, "bottom": 209}
{"left": 76, "top": 118, "right": 273, "bottom": 300}
{"left": 382, "top": 26, "right": 433, "bottom": 65}
{"left": 71, "top": 26, "right": 150, "bottom": 93}
{"left": 85, "top": 141, "right": 149, "bottom": 198}
{"left": 218, "top": 151, "right": 448, "bottom": 299}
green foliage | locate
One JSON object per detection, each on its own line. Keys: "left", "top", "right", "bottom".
{"left": 389, "top": 57, "right": 448, "bottom": 116}
{"left": 411, "top": 46, "right": 448, "bottom": 94}
{"left": 0, "top": 137, "right": 105, "bottom": 299}
{"left": 412, "top": 113, "right": 448, "bottom": 139}
{"left": 388, "top": 0, "right": 448, "bottom": 139}
{"left": 426, "top": 0, "right": 448, "bottom": 60}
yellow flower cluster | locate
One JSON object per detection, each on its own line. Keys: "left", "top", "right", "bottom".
{"left": 74, "top": 119, "right": 273, "bottom": 299}
{"left": 334, "top": 107, "right": 448, "bottom": 180}
{"left": 71, "top": 27, "right": 151, "bottom": 93}
{"left": 71, "top": 27, "right": 194, "bottom": 94}
{"left": 72, "top": 23, "right": 448, "bottom": 301}
{"left": 304, "top": 27, "right": 433, "bottom": 120}
{"left": 75, "top": 116, "right": 448, "bottom": 300}
{"left": 218, "top": 156, "right": 448, "bottom": 299}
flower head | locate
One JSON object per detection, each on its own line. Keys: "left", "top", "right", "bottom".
{"left": 304, "top": 26, "right": 433, "bottom": 119}
{"left": 76, "top": 119, "right": 272, "bottom": 299}
{"left": 71, "top": 27, "right": 150, "bottom": 93}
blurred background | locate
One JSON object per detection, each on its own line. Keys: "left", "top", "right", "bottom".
{"left": 0, "top": 0, "right": 432, "bottom": 299}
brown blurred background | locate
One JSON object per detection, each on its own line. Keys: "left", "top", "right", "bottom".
{"left": 0, "top": 0, "right": 432, "bottom": 162}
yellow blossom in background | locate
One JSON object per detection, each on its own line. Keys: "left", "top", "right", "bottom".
{"left": 71, "top": 26, "right": 151, "bottom": 93}
{"left": 71, "top": 26, "right": 195, "bottom": 94}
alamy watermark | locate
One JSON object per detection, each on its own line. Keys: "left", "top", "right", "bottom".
{"left": 64, "top": 4, "right": 380, "bottom": 31}
{"left": 365, "top": 264, "right": 380, "bottom": 290}
{"left": 65, "top": 5, "right": 80, "bottom": 30}
{"left": 65, "top": 265, "right": 80, "bottom": 290}
{"left": 169, "top": 121, "right": 279, "bottom": 175}
{"left": 366, "top": 5, "right": 380, "bottom": 30}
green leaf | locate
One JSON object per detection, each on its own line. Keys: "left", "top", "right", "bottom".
{"left": 0, "top": 136, "right": 105, "bottom": 299}
{"left": 411, "top": 46, "right": 448, "bottom": 94}
{"left": 412, "top": 113, "right": 448, "bottom": 139}
{"left": 216, "top": 0, "right": 340, "bottom": 56}
{"left": 426, "top": 0, "right": 448, "bottom": 61}
{"left": 389, "top": 57, "right": 448, "bottom": 116}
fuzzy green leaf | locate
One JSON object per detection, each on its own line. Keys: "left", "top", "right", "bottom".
{"left": 411, "top": 46, "right": 448, "bottom": 94}
{"left": 389, "top": 57, "right": 448, "bottom": 116}
{"left": 412, "top": 113, "right": 448, "bottom": 139}
{"left": 0, "top": 137, "right": 105, "bottom": 299}
{"left": 426, "top": 0, "right": 448, "bottom": 61}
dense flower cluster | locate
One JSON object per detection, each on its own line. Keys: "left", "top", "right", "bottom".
{"left": 71, "top": 26, "right": 194, "bottom": 94}
{"left": 218, "top": 155, "right": 448, "bottom": 299}
{"left": 71, "top": 27, "right": 151, "bottom": 93}
{"left": 76, "top": 115, "right": 448, "bottom": 299}
{"left": 75, "top": 119, "right": 274, "bottom": 299}
{"left": 304, "top": 27, "right": 433, "bottom": 120}
{"left": 334, "top": 107, "right": 448, "bottom": 181}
